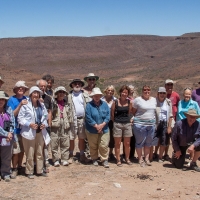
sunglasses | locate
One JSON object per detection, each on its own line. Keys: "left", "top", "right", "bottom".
{"left": 159, "top": 92, "right": 166, "bottom": 94}
{"left": 88, "top": 78, "right": 96, "bottom": 81}
{"left": 143, "top": 89, "right": 151, "bottom": 91}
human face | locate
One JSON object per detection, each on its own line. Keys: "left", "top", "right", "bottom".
{"left": 187, "top": 115, "right": 197, "bottom": 127}
{"left": 142, "top": 87, "right": 151, "bottom": 99}
{"left": 39, "top": 81, "right": 47, "bottom": 93}
{"left": 93, "top": 94, "right": 101, "bottom": 103}
{"left": 120, "top": 89, "right": 129, "bottom": 99}
{"left": 72, "top": 82, "right": 82, "bottom": 92}
{"left": 105, "top": 87, "right": 114, "bottom": 97}
{"left": 47, "top": 80, "right": 53, "bottom": 90}
{"left": 57, "top": 90, "right": 65, "bottom": 100}
{"left": 158, "top": 92, "right": 166, "bottom": 102}
{"left": 0, "top": 99, "right": 6, "bottom": 108}
{"left": 87, "top": 78, "right": 96, "bottom": 87}
{"left": 183, "top": 89, "right": 191, "bottom": 102}
{"left": 31, "top": 91, "right": 40, "bottom": 102}
{"left": 165, "top": 83, "right": 173, "bottom": 94}
{"left": 15, "top": 87, "right": 26, "bottom": 95}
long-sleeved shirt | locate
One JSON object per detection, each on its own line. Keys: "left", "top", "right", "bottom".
{"left": 172, "top": 118, "right": 200, "bottom": 152}
{"left": 176, "top": 99, "right": 200, "bottom": 122}
{"left": 85, "top": 100, "right": 110, "bottom": 134}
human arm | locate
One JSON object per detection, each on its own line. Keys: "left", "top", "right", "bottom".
{"left": 111, "top": 100, "right": 115, "bottom": 122}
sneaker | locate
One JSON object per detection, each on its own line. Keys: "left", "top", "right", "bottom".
{"left": 190, "top": 162, "right": 200, "bottom": 172}
{"left": 4, "top": 175, "right": 10, "bottom": 182}
{"left": 80, "top": 154, "right": 90, "bottom": 163}
{"left": 103, "top": 160, "right": 109, "bottom": 168}
{"left": 10, "top": 168, "right": 18, "bottom": 179}
{"left": 145, "top": 160, "right": 152, "bottom": 166}
{"left": 158, "top": 159, "right": 164, "bottom": 163}
{"left": 62, "top": 161, "right": 69, "bottom": 166}
{"left": 93, "top": 160, "right": 98, "bottom": 166}
{"left": 37, "top": 172, "right": 48, "bottom": 177}
{"left": 45, "top": 160, "right": 50, "bottom": 167}
{"left": 54, "top": 161, "right": 60, "bottom": 167}
{"left": 27, "top": 174, "right": 34, "bottom": 179}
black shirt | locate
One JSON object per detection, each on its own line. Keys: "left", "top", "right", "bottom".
{"left": 42, "top": 93, "right": 52, "bottom": 110}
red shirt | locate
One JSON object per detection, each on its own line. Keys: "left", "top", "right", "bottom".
{"left": 167, "top": 91, "right": 180, "bottom": 120}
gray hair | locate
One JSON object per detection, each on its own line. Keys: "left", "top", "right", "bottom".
{"left": 36, "top": 79, "right": 47, "bottom": 86}
{"left": 128, "top": 85, "right": 135, "bottom": 89}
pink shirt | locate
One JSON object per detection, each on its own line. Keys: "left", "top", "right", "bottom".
{"left": 57, "top": 100, "right": 64, "bottom": 118}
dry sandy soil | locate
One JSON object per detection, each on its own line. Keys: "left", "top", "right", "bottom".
{"left": 0, "top": 143, "right": 200, "bottom": 200}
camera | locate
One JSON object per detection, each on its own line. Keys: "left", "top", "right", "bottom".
{"left": 36, "top": 122, "right": 42, "bottom": 133}
{"left": 3, "top": 121, "right": 11, "bottom": 132}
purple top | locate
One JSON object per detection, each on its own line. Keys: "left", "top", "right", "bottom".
{"left": 0, "top": 113, "right": 10, "bottom": 143}
{"left": 172, "top": 118, "right": 200, "bottom": 152}
{"left": 192, "top": 88, "right": 200, "bottom": 107}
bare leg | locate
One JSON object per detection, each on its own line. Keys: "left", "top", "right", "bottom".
{"left": 12, "top": 154, "right": 18, "bottom": 168}
{"left": 69, "top": 140, "right": 75, "bottom": 155}
{"left": 79, "top": 139, "right": 85, "bottom": 152}
{"left": 149, "top": 146, "right": 154, "bottom": 161}
{"left": 192, "top": 151, "right": 200, "bottom": 162}
{"left": 114, "top": 137, "right": 122, "bottom": 162}
{"left": 144, "top": 146, "right": 150, "bottom": 161}
{"left": 123, "top": 137, "right": 130, "bottom": 161}
{"left": 136, "top": 148, "right": 143, "bottom": 162}
{"left": 18, "top": 152, "right": 24, "bottom": 167}
{"left": 159, "top": 146, "right": 165, "bottom": 159}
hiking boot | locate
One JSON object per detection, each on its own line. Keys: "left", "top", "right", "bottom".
{"left": 10, "top": 168, "right": 18, "bottom": 179}
{"left": 4, "top": 175, "right": 10, "bottom": 182}
{"left": 93, "top": 160, "right": 98, "bottom": 166}
{"left": 190, "top": 162, "right": 200, "bottom": 172}
{"left": 80, "top": 154, "right": 90, "bottom": 163}
{"left": 27, "top": 174, "right": 34, "bottom": 179}
{"left": 37, "top": 172, "right": 48, "bottom": 177}
{"left": 103, "top": 160, "right": 109, "bottom": 168}
{"left": 62, "top": 161, "right": 69, "bottom": 166}
{"left": 54, "top": 161, "right": 60, "bottom": 167}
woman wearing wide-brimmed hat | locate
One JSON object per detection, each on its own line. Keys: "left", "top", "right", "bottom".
{"left": 18, "top": 86, "right": 50, "bottom": 179}
{"left": 172, "top": 109, "right": 200, "bottom": 171}
{"left": 0, "top": 91, "right": 16, "bottom": 181}
{"left": 51, "top": 86, "right": 71, "bottom": 167}
{"left": 7, "top": 80, "right": 29, "bottom": 179}
{"left": 85, "top": 87, "right": 110, "bottom": 168}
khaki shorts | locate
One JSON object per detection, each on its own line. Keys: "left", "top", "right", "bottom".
{"left": 13, "top": 134, "right": 24, "bottom": 154}
{"left": 113, "top": 122, "right": 132, "bottom": 138}
{"left": 70, "top": 118, "right": 86, "bottom": 140}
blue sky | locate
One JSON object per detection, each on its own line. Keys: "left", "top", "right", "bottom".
{"left": 1, "top": 0, "right": 200, "bottom": 38}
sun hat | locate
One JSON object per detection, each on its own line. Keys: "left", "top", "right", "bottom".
{"left": 0, "top": 76, "right": 5, "bottom": 84}
{"left": 184, "top": 109, "right": 200, "bottom": 118}
{"left": 29, "top": 86, "right": 43, "bottom": 96}
{"left": 69, "top": 79, "right": 85, "bottom": 88}
{"left": 165, "top": 79, "right": 174, "bottom": 84}
{"left": 89, "top": 87, "right": 103, "bottom": 97}
{"left": 0, "top": 91, "right": 9, "bottom": 100}
{"left": 84, "top": 73, "right": 99, "bottom": 81}
{"left": 158, "top": 87, "right": 166, "bottom": 93}
{"left": 13, "top": 81, "right": 29, "bottom": 93}
{"left": 54, "top": 86, "right": 68, "bottom": 95}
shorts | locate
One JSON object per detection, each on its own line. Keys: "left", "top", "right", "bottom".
{"left": 13, "top": 134, "right": 24, "bottom": 154}
{"left": 70, "top": 118, "right": 86, "bottom": 140}
{"left": 133, "top": 123, "right": 155, "bottom": 148}
{"left": 113, "top": 122, "right": 132, "bottom": 138}
{"left": 156, "top": 121, "right": 170, "bottom": 146}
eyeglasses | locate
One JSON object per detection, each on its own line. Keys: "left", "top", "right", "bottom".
{"left": 184, "top": 87, "right": 192, "bottom": 91}
{"left": 159, "top": 92, "right": 166, "bottom": 94}
{"left": 166, "top": 83, "right": 173, "bottom": 86}
{"left": 73, "top": 82, "right": 81, "bottom": 85}
{"left": 88, "top": 78, "right": 95, "bottom": 81}
{"left": 143, "top": 89, "right": 151, "bottom": 91}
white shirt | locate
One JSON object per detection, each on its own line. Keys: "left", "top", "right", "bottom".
{"left": 159, "top": 101, "right": 167, "bottom": 121}
{"left": 72, "top": 91, "right": 85, "bottom": 117}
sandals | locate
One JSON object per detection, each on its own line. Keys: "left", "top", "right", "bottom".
{"left": 116, "top": 161, "right": 123, "bottom": 167}
{"left": 126, "top": 160, "right": 133, "bottom": 165}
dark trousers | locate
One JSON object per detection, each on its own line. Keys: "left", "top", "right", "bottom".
{"left": 108, "top": 120, "right": 114, "bottom": 149}
{"left": 172, "top": 146, "right": 188, "bottom": 169}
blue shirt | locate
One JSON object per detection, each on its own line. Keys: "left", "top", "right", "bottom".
{"left": 7, "top": 96, "right": 27, "bottom": 134}
{"left": 177, "top": 99, "right": 200, "bottom": 122}
{"left": 85, "top": 100, "right": 110, "bottom": 134}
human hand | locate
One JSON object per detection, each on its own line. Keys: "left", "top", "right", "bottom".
{"left": 7, "top": 132, "right": 13, "bottom": 140}
{"left": 174, "top": 151, "right": 182, "bottom": 159}
{"left": 187, "top": 144, "right": 195, "bottom": 153}
{"left": 39, "top": 98, "right": 44, "bottom": 103}
{"left": 30, "top": 123, "right": 38, "bottom": 130}
{"left": 40, "top": 124, "right": 46, "bottom": 130}
{"left": 20, "top": 99, "right": 28, "bottom": 106}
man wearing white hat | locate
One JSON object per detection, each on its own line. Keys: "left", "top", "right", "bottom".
{"left": 7, "top": 81, "right": 29, "bottom": 179}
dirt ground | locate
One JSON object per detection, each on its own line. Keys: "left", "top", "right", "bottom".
{"left": 0, "top": 143, "right": 200, "bottom": 200}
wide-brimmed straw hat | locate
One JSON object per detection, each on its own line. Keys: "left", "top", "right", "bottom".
{"left": 54, "top": 86, "right": 68, "bottom": 95}
{"left": 89, "top": 87, "right": 103, "bottom": 97}
{"left": 13, "top": 81, "right": 29, "bottom": 93}
{"left": 69, "top": 79, "right": 85, "bottom": 88}
{"left": 184, "top": 109, "right": 200, "bottom": 118}
{"left": 84, "top": 73, "right": 99, "bottom": 81}
{"left": 29, "top": 86, "right": 43, "bottom": 96}
{"left": 0, "top": 91, "right": 9, "bottom": 100}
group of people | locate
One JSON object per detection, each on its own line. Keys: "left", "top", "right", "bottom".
{"left": 0, "top": 73, "right": 200, "bottom": 182}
